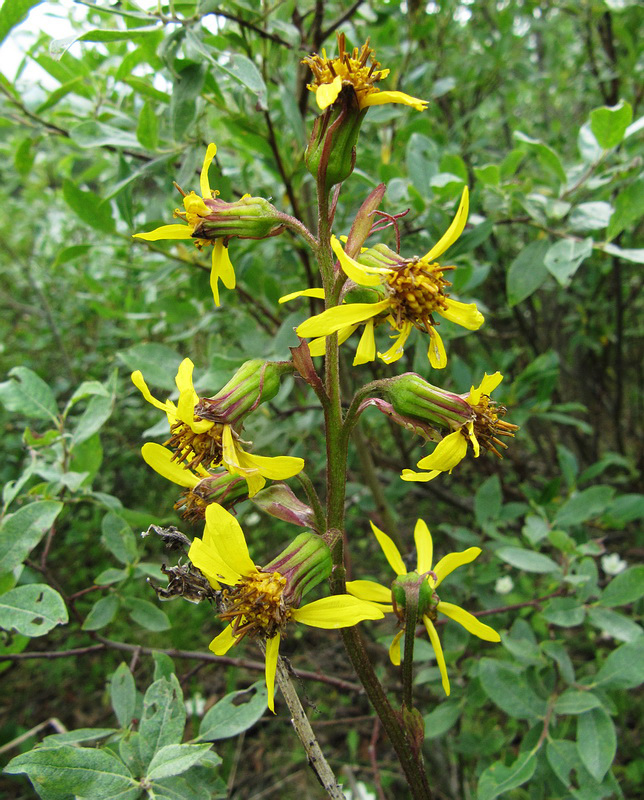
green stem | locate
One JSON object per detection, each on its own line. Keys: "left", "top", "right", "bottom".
{"left": 402, "top": 605, "right": 419, "bottom": 710}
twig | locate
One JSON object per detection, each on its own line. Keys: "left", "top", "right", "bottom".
{"left": 0, "top": 718, "right": 67, "bottom": 755}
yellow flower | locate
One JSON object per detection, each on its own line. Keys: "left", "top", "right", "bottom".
{"left": 189, "top": 504, "right": 384, "bottom": 712}
{"left": 132, "top": 358, "right": 304, "bottom": 497}
{"left": 346, "top": 519, "right": 500, "bottom": 696}
{"left": 288, "top": 188, "right": 483, "bottom": 368}
{"left": 132, "top": 143, "right": 235, "bottom": 306}
{"left": 303, "top": 33, "right": 428, "bottom": 113}
{"left": 401, "top": 372, "right": 519, "bottom": 483}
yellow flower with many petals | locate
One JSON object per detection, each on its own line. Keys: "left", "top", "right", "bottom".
{"left": 347, "top": 519, "right": 500, "bottom": 696}
{"left": 401, "top": 372, "right": 519, "bottom": 483}
{"left": 287, "top": 188, "right": 483, "bottom": 368}
{"left": 132, "top": 143, "right": 235, "bottom": 306}
{"left": 189, "top": 504, "right": 384, "bottom": 712}
{"left": 132, "top": 358, "right": 304, "bottom": 497}
{"left": 303, "top": 33, "right": 427, "bottom": 113}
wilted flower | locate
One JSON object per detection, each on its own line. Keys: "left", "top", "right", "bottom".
{"left": 347, "top": 519, "right": 500, "bottom": 695}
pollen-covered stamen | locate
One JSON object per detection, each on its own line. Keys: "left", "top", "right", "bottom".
{"left": 467, "top": 396, "right": 520, "bottom": 458}
{"left": 174, "top": 489, "right": 209, "bottom": 523}
{"left": 218, "top": 571, "right": 290, "bottom": 642}
{"left": 303, "top": 33, "right": 387, "bottom": 101}
{"left": 385, "top": 260, "right": 454, "bottom": 331}
{"left": 163, "top": 421, "right": 224, "bottom": 471}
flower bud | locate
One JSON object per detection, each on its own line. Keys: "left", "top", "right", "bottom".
{"left": 305, "top": 85, "right": 366, "bottom": 191}
{"left": 391, "top": 572, "right": 438, "bottom": 622}
{"left": 344, "top": 184, "right": 386, "bottom": 258}
{"left": 251, "top": 483, "right": 318, "bottom": 530}
{"left": 192, "top": 195, "right": 285, "bottom": 241}
{"left": 262, "top": 533, "right": 332, "bottom": 606}
{"left": 356, "top": 242, "right": 403, "bottom": 270}
{"left": 176, "top": 472, "right": 249, "bottom": 521}
{"left": 195, "top": 360, "right": 293, "bottom": 426}
{"left": 381, "top": 373, "right": 475, "bottom": 430}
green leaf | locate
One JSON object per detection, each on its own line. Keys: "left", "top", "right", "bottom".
{"left": 197, "top": 681, "right": 268, "bottom": 741}
{"left": 599, "top": 242, "right": 644, "bottom": 263}
{"left": 541, "top": 641, "right": 575, "bottom": 684}
{"left": 568, "top": 202, "right": 613, "bottom": 232}
{"left": 0, "top": 500, "right": 63, "bottom": 573}
{"left": 554, "top": 690, "right": 602, "bottom": 715}
{"left": 69, "top": 120, "right": 142, "bottom": 150}
{"left": 139, "top": 675, "right": 186, "bottom": 767}
{"left": 0, "top": 584, "right": 68, "bottom": 636}
{"left": 0, "top": 0, "right": 42, "bottom": 46}
{"left": 473, "top": 164, "right": 500, "bottom": 185}
{"left": 474, "top": 475, "right": 502, "bottom": 527}
{"left": 0, "top": 366, "right": 58, "bottom": 421}
{"left": 101, "top": 512, "right": 138, "bottom": 565}
{"left": 4, "top": 745, "right": 138, "bottom": 799}
{"left": 136, "top": 100, "right": 159, "bottom": 150}
{"left": 496, "top": 546, "right": 560, "bottom": 574}
{"left": 423, "top": 701, "right": 462, "bottom": 739}
{"left": 72, "top": 393, "right": 114, "bottom": 446}
{"left": 506, "top": 240, "right": 550, "bottom": 307}
{"left": 514, "top": 131, "right": 566, "bottom": 183}
{"left": 607, "top": 177, "right": 644, "bottom": 240}
{"left": 14, "top": 137, "right": 35, "bottom": 175}
{"left": 146, "top": 743, "right": 215, "bottom": 780}
{"left": 111, "top": 662, "right": 137, "bottom": 729}
{"left": 594, "top": 638, "right": 644, "bottom": 689}
{"left": 544, "top": 237, "right": 593, "bottom": 286}
{"left": 153, "top": 652, "right": 176, "bottom": 682}
{"left": 95, "top": 567, "right": 128, "bottom": 585}
{"left": 477, "top": 751, "right": 537, "bottom": 800}
{"left": 42, "top": 728, "right": 118, "bottom": 746}
{"left": 66, "top": 380, "right": 109, "bottom": 409}
{"left": 577, "top": 707, "right": 616, "bottom": 782}
{"left": 51, "top": 25, "right": 161, "bottom": 58}
{"left": 590, "top": 100, "right": 633, "bottom": 149}
{"left": 554, "top": 485, "right": 615, "bottom": 527}
{"left": 118, "top": 342, "right": 183, "bottom": 391}
{"left": 126, "top": 597, "right": 171, "bottom": 631}
{"left": 62, "top": 179, "right": 115, "bottom": 234}
{"left": 479, "top": 658, "right": 547, "bottom": 719}
{"left": 588, "top": 607, "right": 643, "bottom": 642}
{"left": 82, "top": 594, "right": 119, "bottom": 631}
{"left": 541, "top": 597, "right": 586, "bottom": 627}
{"left": 169, "top": 63, "right": 205, "bottom": 140}
{"left": 547, "top": 738, "right": 584, "bottom": 789}
{"left": 600, "top": 565, "right": 644, "bottom": 607}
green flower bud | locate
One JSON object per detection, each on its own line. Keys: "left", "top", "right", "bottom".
{"left": 391, "top": 571, "right": 438, "bottom": 621}
{"left": 381, "top": 372, "right": 475, "bottom": 430}
{"left": 192, "top": 195, "right": 285, "bottom": 241}
{"left": 263, "top": 533, "right": 332, "bottom": 606}
{"left": 175, "top": 472, "right": 249, "bottom": 522}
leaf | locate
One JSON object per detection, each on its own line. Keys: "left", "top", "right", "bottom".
{"left": 568, "top": 202, "right": 613, "bottom": 232}
{"left": 506, "top": 240, "right": 550, "bottom": 307}
{"left": 0, "top": 366, "right": 58, "bottom": 421}
{"left": 50, "top": 25, "right": 161, "bottom": 58}
{"left": 4, "top": 745, "right": 138, "bottom": 799}
{"left": 554, "top": 690, "right": 602, "bottom": 715}
{"left": 146, "top": 743, "right": 215, "bottom": 780}
{"left": 0, "top": 0, "right": 42, "bottom": 46}
{"left": 197, "top": 681, "right": 268, "bottom": 741}
{"left": 554, "top": 485, "right": 615, "bottom": 527}
{"left": 513, "top": 131, "right": 566, "bottom": 183}
{"left": 82, "top": 595, "right": 119, "bottom": 631}
{"left": 423, "top": 701, "right": 462, "bottom": 738}
{"left": 600, "top": 565, "right": 644, "bottom": 607}
{"left": 541, "top": 641, "right": 575, "bottom": 684}
{"left": 117, "top": 342, "right": 183, "bottom": 391}
{"left": 606, "top": 177, "right": 644, "bottom": 240}
{"left": 169, "top": 63, "right": 205, "bottom": 140}
{"left": 0, "top": 500, "right": 63, "bottom": 574}
{"left": 126, "top": 597, "right": 171, "bottom": 631}
{"left": 594, "top": 638, "right": 644, "bottom": 689}
{"left": 138, "top": 675, "right": 186, "bottom": 767}
{"left": 577, "top": 707, "right": 616, "bottom": 782}
{"left": 588, "top": 607, "right": 643, "bottom": 642}
{"left": 136, "top": 100, "right": 158, "bottom": 150}
{"left": 541, "top": 598, "right": 586, "bottom": 628}
{"left": 474, "top": 475, "right": 502, "bottom": 527}
{"left": 477, "top": 751, "right": 537, "bottom": 800}
{"left": 599, "top": 242, "right": 644, "bottom": 263}
{"left": 153, "top": 652, "right": 176, "bottom": 682}
{"left": 62, "top": 180, "right": 115, "bottom": 234}
{"left": 42, "top": 728, "right": 118, "bottom": 746}
{"left": 72, "top": 393, "right": 114, "bottom": 446}
{"left": 544, "top": 238, "right": 593, "bottom": 286}
{"left": 69, "top": 120, "right": 142, "bottom": 150}
{"left": 496, "top": 546, "right": 560, "bottom": 574}
{"left": 0, "top": 584, "right": 68, "bottom": 636}
{"left": 111, "top": 662, "right": 137, "bottom": 729}
{"left": 479, "top": 658, "right": 547, "bottom": 719}
{"left": 101, "top": 512, "right": 138, "bottom": 565}
{"left": 590, "top": 100, "right": 633, "bottom": 149}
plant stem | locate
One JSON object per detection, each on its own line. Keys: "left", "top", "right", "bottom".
{"left": 402, "top": 605, "right": 419, "bottom": 710}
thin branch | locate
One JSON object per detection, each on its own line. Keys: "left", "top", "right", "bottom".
{"left": 322, "top": 1, "right": 365, "bottom": 39}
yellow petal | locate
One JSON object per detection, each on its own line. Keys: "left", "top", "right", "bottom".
{"left": 209, "top": 624, "right": 237, "bottom": 655}
{"left": 416, "top": 431, "right": 467, "bottom": 472}
{"left": 240, "top": 452, "right": 305, "bottom": 481}
{"left": 437, "top": 602, "right": 500, "bottom": 642}
{"left": 291, "top": 595, "right": 384, "bottom": 628}
{"left": 204, "top": 502, "right": 257, "bottom": 579}
{"left": 278, "top": 287, "right": 326, "bottom": 304}
{"left": 423, "top": 617, "right": 450, "bottom": 696}
{"left": 370, "top": 521, "right": 406, "bottom": 576}
{"left": 210, "top": 240, "right": 236, "bottom": 307}
{"left": 221, "top": 427, "right": 265, "bottom": 497}
{"left": 400, "top": 468, "right": 441, "bottom": 483}
{"left": 183, "top": 192, "right": 211, "bottom": 217}
{"left": 414, "top": 518, "right": 433, "bottom": 573}
{"left": 175, "top": 358, "right": 199, "bottom": 424}
{"left": 296, "top": 300, "right": 390, "bottom": 338}
{"left": 433, "top": 547, "right": 481, "bottom": 588}
{"left": 378, "top": 322, "right": 412, "bottom": 364}
{"left": 189, "top": 535, "right": 238, "bottom": 586}
{"left": 131, "top": 370, "right": 171, "bottom": 413}
{"left": 361, "top": 90, "right": 428, "bottom": 112}
{"left": 331, "top": 235, "right": 385, "bottom": 287}
{"left": 427, "top": 327, "right": 447, "bottom": 369}
{"left": 389, "top": 630, "right": 404, "bottom": 666}
{"left": 308, "top": 324, "right": 359, "bottom": 357}
{"left": 439, "top": 299, "right": 484, "bottom": 331}
{"left": 423, "top": 186, "right": 469, "bottom": 263}
{"left": 468, "top": 372, "right": 503, "bottom": 406}
{"left": 200, "top": 142, "right": 217, "bottom": 199}
{"left": 141, "top": 443, "right": 199, "bottom": 488}
{"left": 346, "top": 579, "right": 393, "bottom": 605}
{"left": 353, "top": 319, "right": 376, "bottom": 365}
{"left": 133, "top": 224, "right": 193, "bottom": 241}
{"left": 264, "top": 634, "right": 280, "bottom": 714}
{"left": 316, "top": 75, "right": 342, "bottom": 109}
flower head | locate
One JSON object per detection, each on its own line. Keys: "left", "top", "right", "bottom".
{"left": 347, "top": 519, "right": 500, "bottom": 695}
{"left": 401, "top": 372, "right": 519, "bottom": 483}
{"left": 189, "top": 505, "right": 384, "bottom": 711}
{"left": 132, "top": 358, "right": 303, "bottom": 497}
{"left": 303, "top": 33, "right": 428, "bottom": 113}
{"left": 288, "top": 188, "right": 483, "bottom": 368}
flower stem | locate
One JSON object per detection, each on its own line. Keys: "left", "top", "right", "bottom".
{"left": 402, "top": 606, "right": 419, "bottom": 710}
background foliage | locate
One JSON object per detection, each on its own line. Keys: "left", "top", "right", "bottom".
{"left": 0, "top": 1, "right": 642, "bottom": 798}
